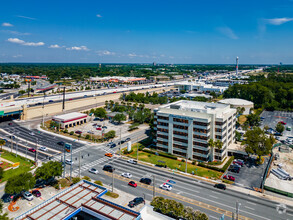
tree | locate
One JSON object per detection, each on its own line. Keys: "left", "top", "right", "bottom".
{"left": 134, "top": 110, "right": 147, "bottom": 124}
{"left": 0, "top": 140, "right": 5, "bottom": 151}
{"left": 208, "top": 139, "right": 215, "bottom": 161}
{"left": 264, "top": 125, "right": 269, "bottom": 132}
{"left": 94, "top": 107, "right": 107, "bottom": 118}
{"left": 276, "top": 123, "right": 285, "bottom": 133}
{"left": 5, "top": 172, "right": 36, "bottom": 195}
{"left": 246, "top": 113, "right": 260, "bottom": 127}
{"left": 18, "top": 90, "right": 26, "bottom": 95}
{"left": 215, "top": 140, "right": 223, "bottom": 151}
{"left": 0, "top": 168, "right": 3, "bottom": 180}
{"left": 243, "top": 127, "right": 274, "bottom": 161}
{"left": 35, "top": 161, "right": 63, "bottom": 181}
{"left": 0, "top": 200, "right": 10, "bottom": 220}
{"left": 104, "top": 130, "right": 116, "bottom": 139}
{"left": 235, "top": 131, "right": 242, "bottom": 142}
{"left": 113, "top": 113, "right": 126, "bottom": 124}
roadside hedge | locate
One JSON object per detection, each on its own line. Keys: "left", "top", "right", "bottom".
{"left": 142, "top": 148, "right": 177, "bottom": 160}
{"left": 198, "top": 156, "right": 234, "bottom": 173}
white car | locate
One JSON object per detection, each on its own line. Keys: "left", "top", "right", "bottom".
{"left": 65, "top": 159, "right": 73, "bottom": 165}
{"left": 22, "top": 191, "right": 34, "bottom": 201}
{"left": 127, "top": 159, "right": 137, "bottom": 165}
{"left": 160, "top": 183, "right": 172, "bottom": 191}
{"left": 39, "top": 146, "right": 48, "bottom": 151}
{"left": 121, "top": 172, "right": 132, "bottom": 178}
{"left": 89, "top": 168, "right": 99, "bottom": 174}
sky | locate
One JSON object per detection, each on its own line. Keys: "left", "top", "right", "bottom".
{"left": 0, "top": 0, "right": 293, "bottom": 64}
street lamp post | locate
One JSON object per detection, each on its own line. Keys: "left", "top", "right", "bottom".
{"left": 153, "top": 175, "right": 156, "bottom": 198}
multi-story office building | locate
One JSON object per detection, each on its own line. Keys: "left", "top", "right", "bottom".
{"left": 154, "top": 100, "right": 236, "bottom": 162}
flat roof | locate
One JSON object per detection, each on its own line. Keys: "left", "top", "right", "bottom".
{"left": 53, "top": 112, "right": 87, "bottom": 122}
{"left": 218, "top": 98, "right": 254, "bottom": 106}
{"left": 16, "top": 180, "right": 140, "bottom": 220}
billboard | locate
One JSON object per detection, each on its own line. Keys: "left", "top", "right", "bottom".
{"left": 65, "top": 143, "right": 72, "bottom": 153}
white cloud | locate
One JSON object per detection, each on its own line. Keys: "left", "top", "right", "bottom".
{"left": 128, "top": 53, "right": 137, "bottom": 57}
{"left": 218, "top": 27, "right": 238, "bottom": 39}
{"left": 66, "top": 46, "right": 89, "bottom": 51}
{"left": 49, "top": 44, "right": 62, "bottom": 48}
{"left": 265, "top": 18, "right": 293, "bottom": 25}
{"left": 96, "top": 50, "right": 115, "bottom": 56}
{"left": 7, "top": 38, "right": 44, "bottom": 46}
{"left": 12, "top": 54, "right": 23, "bottom": 58}
{"left": 2, "top": 22, "right": 13, "bottom": 27}
{"left": 1, "top": 30, "right": 30, "bottom": 35}
{"left": 96, "top": 14, "right": 102, "bottom": 18}
{"left": 17, "top": 15, "right": 36, "bottom": 20}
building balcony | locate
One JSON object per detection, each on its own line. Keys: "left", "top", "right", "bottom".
{"left": 173, "top": 140, "right": 188, "bottom": 147}
{"left": 172, "top": 121, "right": 189, "bottom": 127}
{"left": 193, "top": 152, "right": 209, "bottom": 158}
{"left": 157, "top": 119, "right": 169, "bottom": 124}
{"left": 193, "top": 145, "right": 209, "bottom": 151}
{"left": 157, "top": 137, "right": 168, "bottom": 142}
{"left": 173, "top": 147, "right": 187, "bottom": 153}
{"left": 193, "top": 138, "right": 208, "bottom": 144}
{"left": 173, "top": 127, "right": 189, "bottom": 133}
{"left": 157, "top": 124, "right": 168, "bottom": 130}
{"left": 157, "top": 143, "right": 168, "bottom": 149}
{"left": 173, "top": 134, "right": 188, "bottom": 140}
{"left": 193, "top": 131, "right": 209, "bottom": 137}
{"left": 193, "top": 124, "right": 210, "bottom": 130}
{"left": 157, "top": 131, "right": 169, "bottom": 136}
{"left": 154, "top": 121, "right": 157, "bottom": 125}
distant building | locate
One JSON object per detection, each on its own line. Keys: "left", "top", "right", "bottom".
{"left": 172, "top": 75, "right": 184, "bottom": 80}
{"left": 89, "top": 76, "right": 147, "bottom": 84}
{"left": 150, "top": 75, "right": 170, "bottom": 82}
{"left": 175, "top": 81, "right": 227, "bottom": 94}
{"left": 52, "top": 112, "right": 88, "bottom": 129}
{"left": 154, "top": 100, "right": 236, "bottom": 162}
{"left": 153, "top": 61, "right": 157, "bottom": 66}
{"left": 218, "top": 98, "right": 254, "bottom": 115}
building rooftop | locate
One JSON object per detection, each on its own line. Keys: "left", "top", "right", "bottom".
{"left": 16, "top": 180, "right": 140, "bottom": 220}
{"left": 218, "top": 98, "right": 254, "bottom": 106}
{"left": 53, "top": 112, "right": 88, "bottom": 121}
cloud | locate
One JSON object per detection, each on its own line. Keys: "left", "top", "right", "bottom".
{"left": 265, "top": 18, "right": 293, "bottom": 25}
{"left": 49, "top": 44, "right": 62, "bottom": 48}
{"left": 217, "top": 27, "right": 238, "bottom": 39}
{"left": 66, "top": 46, "right": 89, "bottom": 51}
{"left": 1, "top": 30, "right": 30, "bottom": 35}
{"left": 96, "top": 50, "right": 115, "bottom": 56}
{"left": 2, "top": 22, "right": 13, "bottom": 27}
{"left": 128, "top": 53, "right": 137, "bottom": 57}
{"left": 17, "top": 15, "right": 36, "bottom": 20}
{"left": 7, "top": 38, "right": 44, "bottom": 46}
{"left": 96, "top": 14, "right": 102, "bottom": 18}
{"left": 12, "top": 54, "right": 23, "bottom": 58}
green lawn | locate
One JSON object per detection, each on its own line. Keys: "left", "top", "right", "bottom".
{"left": 123, "top": 144, "right": 222, "bottom": 179}
{"left": 0, "top": 151, "right": 34, "bottom": 183}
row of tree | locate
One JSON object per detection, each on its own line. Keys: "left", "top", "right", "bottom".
{"left": 122, "top": 92, "right": 168, "bottom": 104}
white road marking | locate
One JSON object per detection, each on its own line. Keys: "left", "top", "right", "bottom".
{"left": 244, "top": 206, "right": 255, "bottom": 210}
{"left": 209, "top": 195, "right": 218, "bottom": 199}
{"left": 246, "top": 201, "right": 256, "bottom": 205}
{"left": 209, "top": 215, "right": 218, "bottom": 219}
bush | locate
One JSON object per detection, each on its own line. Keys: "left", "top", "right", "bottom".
{"left": 64, "top": 129, "right": 68, "bottom": 134}
{"left": 85, "top": 134, "right": 90, "bottom": 139}
{"left": 70, "top": 131, "right": 74, "bottom": 135}
{"left": 82, "top": 176, "right": 91, "bottom": 181}
{"left": 142, "top": 148, "right": 177, "bottom": 160}
{"left": 181, "top": 159, "right": 185, "bottom": 162}
{"left": 123, "top": 149, "right": 133, "bottom": 154}
{"left": 128, "top": 126, "right": 138, "bottom": 131}
{"left": 94, "top": 180, "right": 103, "bottom": 186}
{"left": 72, "top": 177, "right": 81, "bottom": 184}
{"left": 192, "top": 161, "right": 196, "bottom": 165}
{"left": 198, "top": 156, "right": 234, "bottom": 173}
{"left": 105, "top": 191, "right": 119, "bottom": 198}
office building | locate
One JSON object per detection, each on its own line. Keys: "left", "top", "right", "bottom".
{"left": 154, "top": 100, "right": 236, "bottom": 162}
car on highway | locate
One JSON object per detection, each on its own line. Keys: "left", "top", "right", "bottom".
{"left": 32, "top": 190, "right": 41, "bottom": 197}
{"left": 21, "top": 191, "right": 34, "bottom": 201}
{"left": 127, "top": 159, "right": 137, "bottom": 164}
{"left": 118, "top": 140, "right": 125, "bottom": 145}
{"left": 121, "top": 173, "right": 132, "bottom": 178}
{"left": 75, "top": 130, "right": 82, "bottom": 134}
{"left": 105, "top": 153, "right": 113, "bottom": 157}
{"left": 28, "top": 148, "right": 36, "bottom": 153}
{"left": 49, "top": 100, "right": 54, "bottom": 103}
{"left": 113, "top": 91, "right": 117, "bottom": 93}
{"left": 110, "top": 144, "right": 116, "bottom": 148}
{"left": 279, "top": 121, "right": 286, "bottom": 125}
{"left": 214, "top": 183, "right": 226, "bottom": 190}
{"left": 103, "top": 165, "right": 115, "bottom": 172}
{"left": 39, "top": 146, "right": 48, "bottom": 151}
{"left": 160, "top": 183, "right": 172, "bottom": 191}
{"left": 140, "top": 178, "right": 152, "bottom": 185}
{"left": 89, "top": 168, "right": 99, "bottom": 174}
{"left": 69, "top": 98, "right": 73, "bottom": 101}
{"left": 57, "top": 141, "right": 65, "bottom": 146}
{"left": 125, "top": 138, "right": 131, "bottom": 142}
{"left": 128, "top": 181, "right": 137, "bottom": 187}
{"left": 223, "top": 175, "right": 235, "bottom": 181}
{"left": 107, "top": 142, "right": 115, "bottom": 147}
{"left": 128, "top": 197, "right": 144, "bottom": 208}
{"left": 65, "top": 159, "right": 73, "bottom": 165}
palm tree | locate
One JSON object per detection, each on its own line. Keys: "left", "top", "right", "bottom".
{"left": 0, "top": 139, "right": 5, "bottom": 152}
{"left": 215, "top": 140, "right": 223, "bottom": 151}
{"left": 105, "top": 100, "right": 109, "bottom": 109}
{"left": 208, "top": 139, "right": 215, "bottom": 162}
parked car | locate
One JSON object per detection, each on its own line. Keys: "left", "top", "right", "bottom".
{"left": 65, "top": 159, "right": 73, "bottom": 165}
{"left": 32, "top": 190, "right": 41, "bottom": 197}
{"left": 287, "top": 126, "right": 292, "bottom": 131}
{"left": 125, "top": 138, "right": 131, "bottom": 142}
{"left": 223, "top": 175, "right": 235, "bottom": 181}
{"left": 87, "top": 131, "right": 94, "bottom": 134}
{"left": 128, "top": 181, "right": 137, "bottom": 187}
{"left": 57, "top": 141, "right": 65, "bottom": 146}
{"left": 102, "top": 126, "right": 107, "bottom": 129}
{"left": 28, "top": 148, "right": 36, "bottom": 153}
{"left": 75, "top": 130, "right": 82, "bottom": 134}
{"left": 21, "top": 191, "right": 34, "bottom": 201}
{"left": 121, "top": 173, "right": 132, "bottom": 178}
{"left": 89, "top": 168, "right": 99, "bottom": 174}
{"left": 233, "top": 159, "right": 243, "bottom": 166}
{"left": 96, "top": 124, "right": 102, "bottom": 127}
{"left": 229, "top": 165, "right": 240, "bottom": 173}
{"left": 105, "top": 153, "right": 113, "bottom": 157}
{"left": 100, "top": 118, "right": 104, "bottom": 121}
{"left": 118, "top": 140, "right": 125, "bottom": 145}
{"left": 103, "top": 165, "right": 115, "bottom": 172}
{"left": 214, "top": 183, "right": 226, "bottom": 190}
{"left": 128, "top": 197, "right": 144, "bottom": 208}
{"left": 127, "top": 159, "right": 137, "bottom": 164}
{"left": 92, "top": 123, "right": 97, "bottom": 126}
{"left": 140, "top": 178, "right": 152, "bottom": 185}
{"left": 94, "top": 117, "right": 100, "bottom": 121}
{"left": 160, "top": 183, "right": 172, "bottom": 191}
{"left": 279, "top": 121, "right": 287, "bottom": 125}
{"left": 96, "top": 127, "right": 102, "bottom": 131}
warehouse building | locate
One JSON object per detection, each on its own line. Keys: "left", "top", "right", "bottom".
{"left": 154, "top": 100, "right": 236, "bottom": 162}
{"left": 218, "top": 98, "right": 254, "bottom": 115}
{"left": 52, "top": 112, "right": 88, "bottom": 129}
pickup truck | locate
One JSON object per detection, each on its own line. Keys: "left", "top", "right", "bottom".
{"left": 127, "top": 159, "right": 137, "bottom": 165}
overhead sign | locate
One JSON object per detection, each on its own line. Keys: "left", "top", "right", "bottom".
{"left": 65, "top": 143, "right": 72, "bottom": 153}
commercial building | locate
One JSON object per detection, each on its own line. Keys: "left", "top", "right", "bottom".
{"left": 175, "top": 81, "right": 227, "bottom": 94}
{"left": 218, "top": 98, "right": 254, "bottom": 115}
{"left": 150, "top": 75, "right": 170, "bottom": 82}
{"left": 154, "top": 100, "right": 236, "bottom": 162}
{"left": 15, "top": 180, "right": 141, "bottom": 220}
{"left": 89, "top": 76, "right": 147, "bottom": 84}
{"left": 52, "top": 112, "right": 88, "bottom": 129}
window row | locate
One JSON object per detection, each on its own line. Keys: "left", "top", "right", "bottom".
{"left": 173, "top": 118, "right": 188, "bottom": 124}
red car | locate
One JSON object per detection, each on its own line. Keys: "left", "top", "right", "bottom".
{"left": 279, "top": 121, "right": 286, "bottom": 125}
{"left": 113, "top": 91, "right": 117, "bottom": 93}
{"left": 128, "top": 181, "right": 137, "bottom": 188}
{"left": 223, "top": 175, "right": 235, "bottom": 181}
{"left": 233, "top": 160, "right": 244, "bottom": 166}
{"left": 28, "top": 148, "right": 36, "bottom": 152}
{"left": 96, "top": 127, "right": 102, "bottom": 131}
{"left": 75, "top": 130, "right": 82, "bottom": 134}
{"left": 32, "top": 190, "right": 41, "bottom": 197}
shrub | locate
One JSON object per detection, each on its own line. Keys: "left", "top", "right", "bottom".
{"left": 123, "top": 149, "right": 133, "bottom": 154}
{"left": 105, "top": 191, "right": 119, "bottom": 198}
{"left": 70, "top": 131, "right": 74, "bottom": 135}
{"left": 198, "top": 156, "right": 234, "bottom": 173}
{"left": 142, "top": 148, "right": 177, "bottom": 160}
{"left": 181, "top": 159, "right": 185, "bottom": 162}
{"left": 128, "top": 126, "right": 138, "bottom": 131}
{"left": 85, "top": 134, "right": 90, "bottom": 139}
{"left": 72, "top": 177, "right": 81, "bottom": 184}
{"left": 64, "top": 129, "right": 68, "bottom": 134}
{"left": 94, "top": 180, "right": 103, "bottom": 186}
{"left": 82, "top": 176, "right": 91, "bottom": 181}
{"left": 192, "top": 161, "right": 196, "bottom": 165}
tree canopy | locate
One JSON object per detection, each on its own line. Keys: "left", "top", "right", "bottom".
{"left": 90, "top": 107, "right": 107, "bottom": 118}
{"left": 113, "top": 113, "right": 126, "bottom": 124}
{"left": 5, "top": 172, "right": 36, "bottom": 195}
{"left": 35, "top": 161, "right": 63, "bottom": 180}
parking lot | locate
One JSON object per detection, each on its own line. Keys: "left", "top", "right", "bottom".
{"left": 260, "top": 111, "right": 293, "bottom": 139}
{"left": 225, "top": 157, "right": 269, "bottom": 189}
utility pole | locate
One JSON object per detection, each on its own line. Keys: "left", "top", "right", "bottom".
{"left": 112, "top": 169, "right": 114, "bottom": 192}
{"left": 63, "top": 147, "right": 66, "bottom": 178}
{"left": 25, "top": 141, "right": 28, "bottom": 159}
{"left": 119, "top": 128, "right": 122, "bottom": 155}
{"left": 62, "top": 87, "right": 66, "bottom": 111}
{"left": 70, "top": 145, "right": 73, "bottom": 182}
{"left": 236, "top": 201, "right": 241, "bottom": 220}
{"left": 136, "top": 135, "right": 139, "bottom": 162}
{"left": 185, "top": 152, "right": 188, "bottom": 173}
{"left": 35, "top": 138, "right": 39, "bottom": 166}
{"left": 79, "top": 151, "right": 81, "bottom": 178}
{"left": 153, "top": 175, "right": 155, "bottom": 198}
